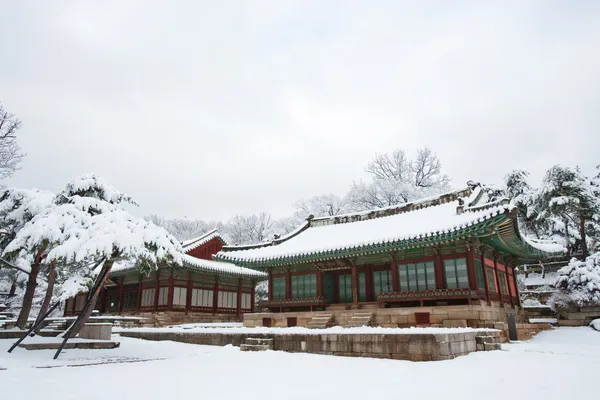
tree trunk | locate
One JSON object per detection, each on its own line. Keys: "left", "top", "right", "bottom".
{"left": 579, "top": 214, "right": 588, "bottom": 260}
{"left": 16, "top": 249, "right": 45, "bottom": 329}
{"left": 34, "top": 261, "right": 57, "bottom": 333}
{"left": 564, "top": 216, "right": 570, "bottom": 254}
{"left": 8, "top": 278, "right": 17, "bottom": 297}
{"left": 66, "top": 259, "right": 114, "bottom": 338}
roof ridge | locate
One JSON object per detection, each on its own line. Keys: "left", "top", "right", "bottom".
{"left": 310, "top": 187, "right": 472, "bottom": 228}
{"left": 181, "top": 228, "right": 226, "bottom": 252}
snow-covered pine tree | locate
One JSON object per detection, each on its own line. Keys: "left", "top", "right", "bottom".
{"left": 4, "top": 174, "right": 183, "bottom": 334}
{"left": 0, "top": 188, "right": 54, "bottom": 328}
{"left": 533, "top": 166, "right": 600, "bottom": 258}
{"left": 505, "top": 166, "right": 600, "bottom": 258}
{"left": 549, "top": 252, "right": 600, "bottom": 309}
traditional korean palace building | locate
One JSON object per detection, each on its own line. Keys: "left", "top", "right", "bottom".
{"left": 216, "top": 183, "right": 564, "bottom": 329}
{"left": 64, "top": 229, "right": 267, "bottom": 326}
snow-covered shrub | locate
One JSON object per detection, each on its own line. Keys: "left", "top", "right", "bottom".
{"left": 548, "top": 253, "right": 600, "bottom": 309}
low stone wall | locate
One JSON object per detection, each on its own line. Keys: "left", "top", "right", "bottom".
{"left": 246, "top": 302, "right": 522, "bottom": 331}
{"left": 555, "top": 306, "right": 600, "bottom": 326}
{"left": 80, "top": 323, "right": 112, "bottom": 340}
{"left": 120, "top": 329, "right": 502, "bottom": 361}
{"left": 515, "top": 323, "right": 553, "bottom": 341}
{"left": 108, "top": 311, "right": 242, "bottom": 327}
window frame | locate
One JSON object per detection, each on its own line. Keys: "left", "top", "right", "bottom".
{"left": 444, "top": 258, "right": 469, "bottom": 289}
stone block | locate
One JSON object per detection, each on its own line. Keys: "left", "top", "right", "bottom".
{"left": 484, "top": 343, "right": 501, "bottom": 351}
{"left": 442, "top": 319, "right": 467, "bottom": 328}
{"left": 476, "top": 343, "right": 484, "bottom": 351}
{"left": 375, "top": 315, "right": 391, "bottom": 324}
{"left": 493, "top": 322, "right": 506, "bottom": 331}
{"left": 475, "top": 336, "right": 495, "bottom": 344}
{"left": 390, "top": 315, "right": 409, "bottom": 324}
{"left": 449, "top": 341, "right": 467, "bottom": 354}
{"left": 448, "top": 311, "right": 479, "bottom": 320}
{"left": 79, "top": 323, "right": 112, "bottom": 340}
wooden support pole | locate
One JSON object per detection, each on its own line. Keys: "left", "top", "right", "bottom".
{"left": 286, "top": 270, "right": 292, "bottom": 299}
{"left": 512, "top": 268, "right": 522, "bottom": 308}
{"left": 390, "top": 257, "right": 399, "bottom": 293}
{"left": 118, "top": 278, "right": 124, "bottom": 313}
{"left": 167, "top": 268, "right": 174, "bottom": 311}
{"left": 186, "top": 272, "right": 193, "bottom": 314}
{"left": 506, "top": 263, "right": 514, "bottom": 307}
{"left": 481, "top": 254, "right": 490, "bottom": 304}
{"left": 434, "top": 249, "right": 445, "bottom": 289}
{"left": 236, "top": 279, "right": 242, "bottom": 316}
{"left": 267, "top": 270, "right": 273, "bottom": 301}
{"left": 137, "top": 274, "right": 143, "bottom": 312}
{"left": 493, "top": 256, "right": 502, "bottom": 305}
{"left": 251, "top": 281, "right": 256, "bottom": 312}
{"left": 466, "top": 247, "right": 478, "bottom": 290}
{"left": 153, "top": 271, "right": 160, "bottom": 311}
{"left": 351, "top": 264, "right": 358, "bottom": 306}
{"left": 212, "top": 279, "right": 219, "bottom": 315}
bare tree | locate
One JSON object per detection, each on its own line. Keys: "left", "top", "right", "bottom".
{"left": 225, "top": 213, "right": 275, "bottom": 245}
{"left": 294, "top": 194, "right": 349, "bottom": 219}
{"left": 0, "top": 104, "right": 25, "bottom": 179}
{"left": 348, "top": 147, "right": 451, "bottom": 210}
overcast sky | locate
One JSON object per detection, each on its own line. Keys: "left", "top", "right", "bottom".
{"left": 1, "top": 1, "right": 599, "bottom": 221}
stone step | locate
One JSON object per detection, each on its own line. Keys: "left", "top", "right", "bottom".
{"left": 240, "top": 344, "right": 272, "bottom": 352}
{"left": 246, "top": 338, "right": 273, "bottom": 346}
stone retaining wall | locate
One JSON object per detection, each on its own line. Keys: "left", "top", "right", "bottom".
{"left": 109, "top": 311, "right": 242, "bottom": 327}
{"left": 246, "top": 302, "right": 523, "bottom": 331}
{"left": 120, "top": 329, "right": 502, "bottom": 361}
{"left": 555, "top": 306, "right": 600, "bottom": 326}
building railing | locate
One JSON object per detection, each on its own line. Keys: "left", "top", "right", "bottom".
{"left": 377, "top": 288, "right": 478, "bottom": 303}
{"left": 261, "top": 296, "right": 327, "bottom": 308}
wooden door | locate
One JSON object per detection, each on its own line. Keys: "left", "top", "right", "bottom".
{"left": 323, "top": 273, "right": 335, "bottom": 304}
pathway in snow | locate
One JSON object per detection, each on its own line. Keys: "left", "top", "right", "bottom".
{"left": 0, "top": 327, "right": 598, "bottom": 400}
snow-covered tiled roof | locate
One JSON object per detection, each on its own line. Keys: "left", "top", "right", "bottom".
{"left": 181, "top": 229, "right": 226, "bottom": 253}
{"left": 111, "top": 253, "right": 266, "bottom": 279}
{"left": 217, "top": 184, "right": 561, "bottom": 266}
{"left": 180, "top": 254, "right": 266, "bottom": 278}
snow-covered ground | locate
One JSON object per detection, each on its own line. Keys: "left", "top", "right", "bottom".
{"left": 1, "top": 327, "right": 598, "bottom": 400}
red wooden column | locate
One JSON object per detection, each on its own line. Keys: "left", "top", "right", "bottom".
{"left": 506, "top": 263, "right": 514, "bottom": 307}
{"left": 481, "top": 254, "right": 490, "bottom": 304}
{"left": 267, "top": 271, "right": 273, "bottom": 301}
{"left": 351, "top": 264, "right": 359, "bottom": 306}
{"left": 316, "top": 269, "right": 323, "bottom": 298}
{"left": 390, "top": 257, "right": 400, "bottom": 292}
{"left": 212, "top": 279, "right": 219, "bottom": 315}
{"left": 136, "top": 274, "right": 143, "bottom": 312}
{"left": 167, "top": 268, "right": 174, "bottom": 311}
{"left": 118, "top": 278, "right": 125, "bottom": 313}
{"left": 466, "top": 247, "right": 478, "bottom": 291}
{"left": 250, "top": 282, "right": 256, "bottom": 312}
{"left": 236, "top": 279, "right": 242, "bottom": 316}
{"left": 512, "top": 268, "right": 522, "bottom": 308}
{"left": 365, "top": 265, "right": 373, "bottom": 301}
{"left": 186, "top": 272, "right": 193, "bottom": 314}
{"left": 493, "top": 256, "right": 503, "bottom": 305}
{"left": 153, "top": 271, "right": 160, "bottom": 311}
{"left": 434, "top": 250, "right": 445, "bottom": 289}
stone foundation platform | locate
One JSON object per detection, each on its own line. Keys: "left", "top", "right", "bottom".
{"left": 120, "top": 329, "right": 503, "bottom": 361}
{"left": 18, "top": 340, "right": 120, "bottom": 350}
{"left": 246, "top": 301, "right": 523, "bottom": 331}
